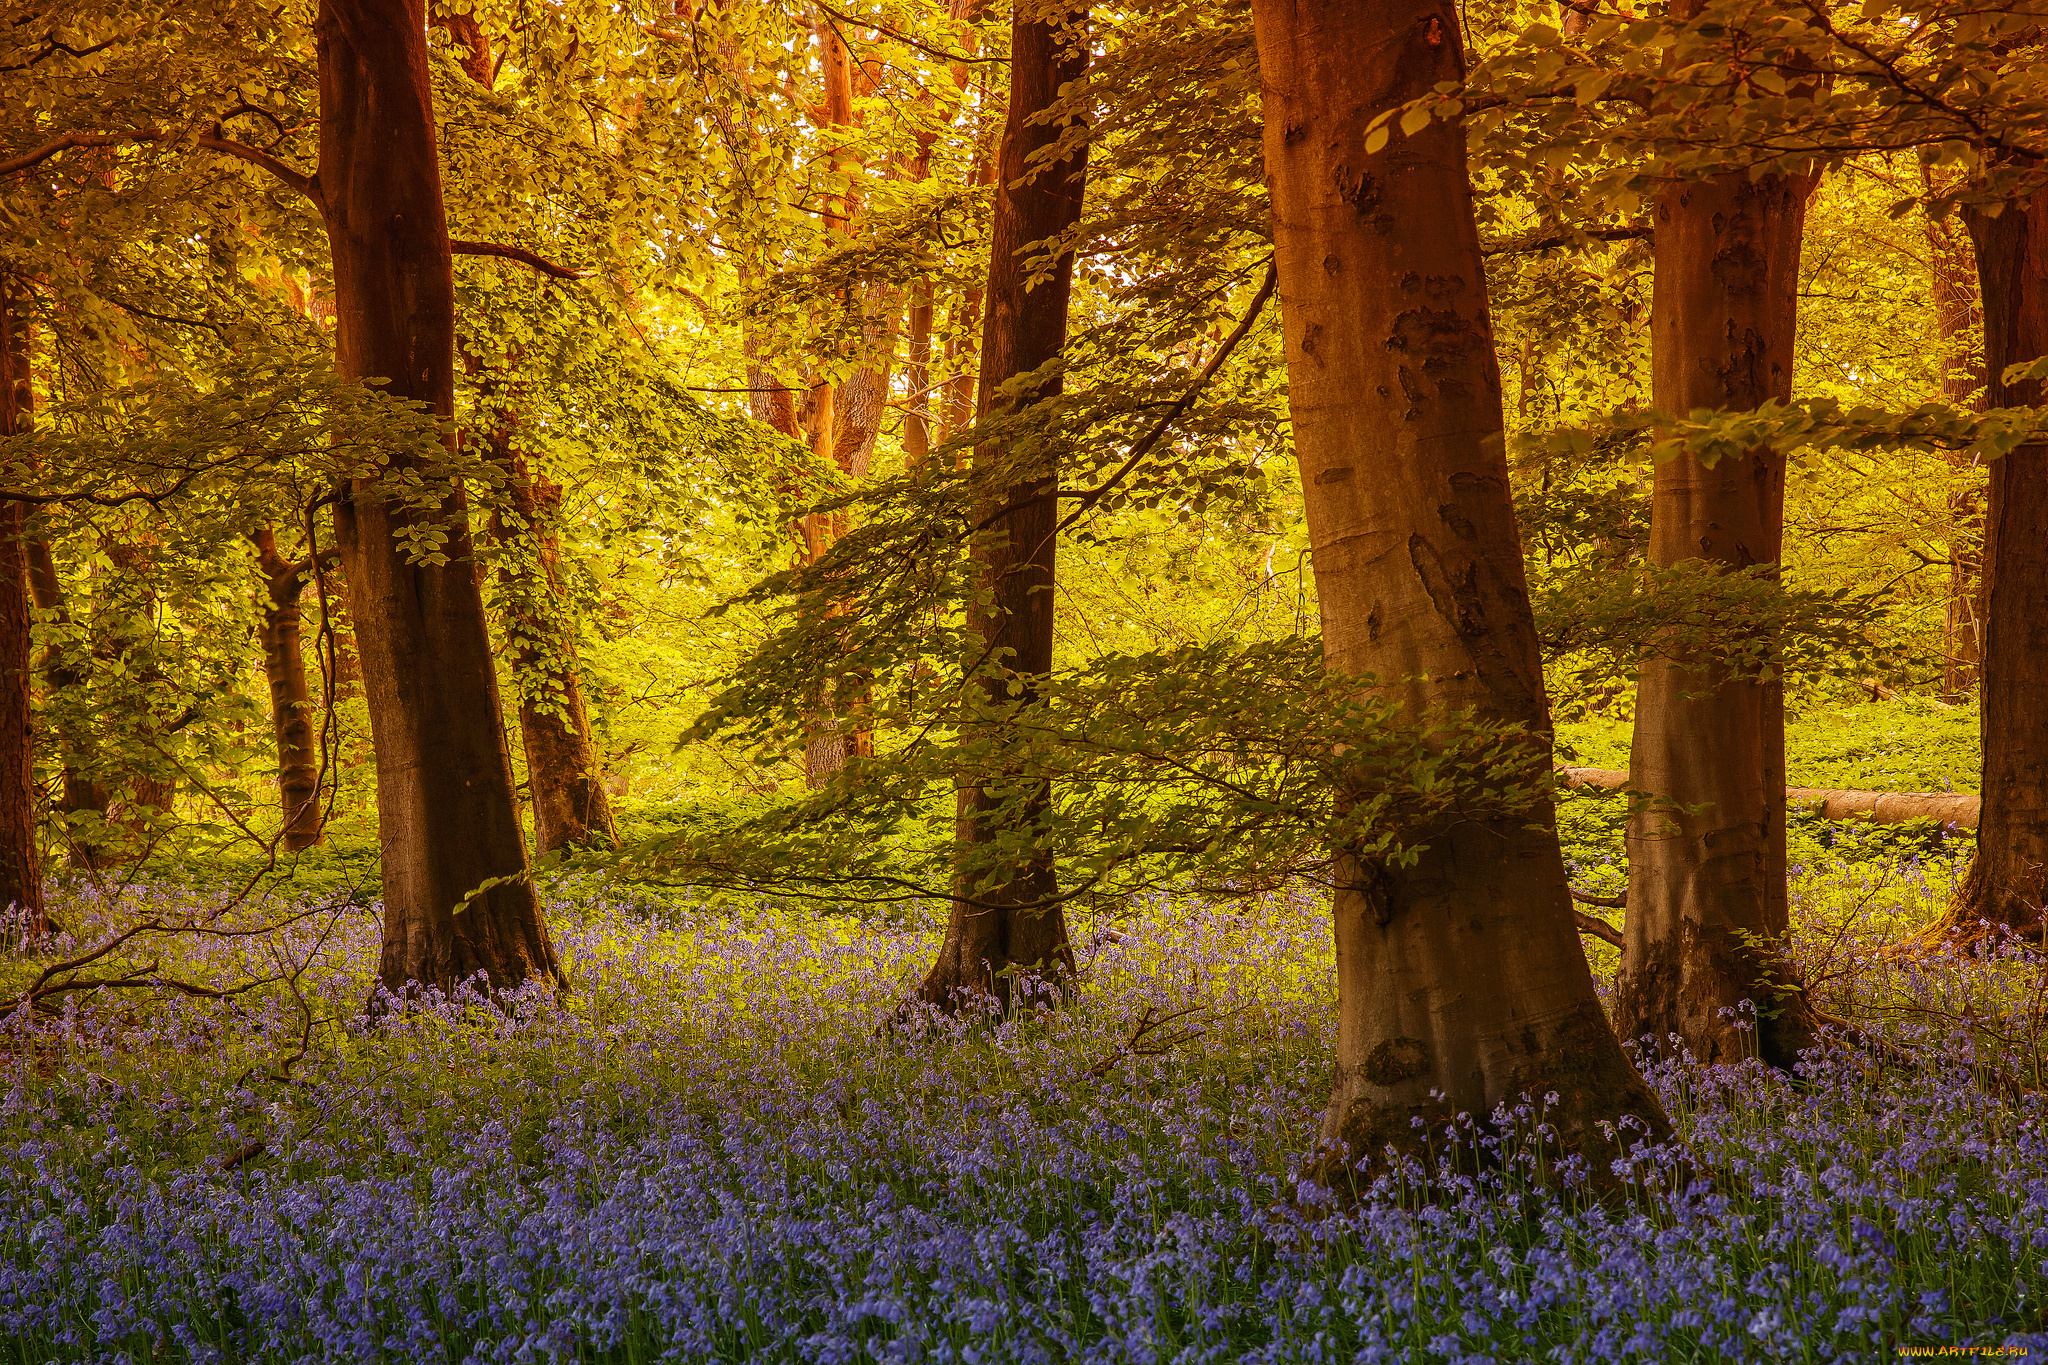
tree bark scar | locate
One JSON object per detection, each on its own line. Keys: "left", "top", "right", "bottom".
{"left": 1400, "top": 271, "right": 1467, "bottom": 300}
{"left": 1357, "top": 858, "right": 1396, "bottom": 926}
{"left": 1710, "top": 325, "right": 1770, "bottom": 403}
{"left": 1408, "top": 533, "right": 1487, "bottom": 637}
{"left": 1709, "top": 237, "right": 1764, "bottom": 298}
{"left": 1332, "top": 165, "right": 1395, "bottom": 235}
{"left": 1386, "top": 306, "right": 1484, "bottom": 415}
{"left": 1362, "top": 1034, "right": 1428, "bottom": 1084}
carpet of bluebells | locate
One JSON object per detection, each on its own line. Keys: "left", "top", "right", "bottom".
{"left": 2, "top": 853, "right": 2046, "bottom": 1363}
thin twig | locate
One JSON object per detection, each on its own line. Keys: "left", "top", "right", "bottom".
{"left": 1087, "top": 1003, "right": 1207, "bottom": 1077}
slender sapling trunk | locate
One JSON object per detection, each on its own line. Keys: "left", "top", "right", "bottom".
{"left": 917, "top": 0, "right": 1088, "bottom": 1009}
{"left": 0, "top": 278, "right": 43, "bottom": 934}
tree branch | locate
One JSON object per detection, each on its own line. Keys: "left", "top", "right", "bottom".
{"left": 1, "top": 125, "right": 320, "bottom": 202}
{"left": 1052, "top": 259, "right": 1278, "bottom": 535}
{"left": 809, "top": 0, "right": 1004, "bottom": 65}
{"left": 106, "top": 297, "right": 225, "bottom": 338}
{"left": 963, "top": 260, "right": 1279, "bottom": 539}
{"left": 194, "top": 131, "right": 317, "bottom": 201}
{"left": 1481, "top": 223, "right": 1652, "bottom": 257}
{"left": 0, "top": 130, "right": 132, "bottom": 178}
{"left": 450, "top": 240, "right": 589, "bottom": 280}
{"left": 0, "top": 34, "right": 126, "bottom": 72}
{"left": 1572, "top": 909, "right": 1624, "bottom": 948}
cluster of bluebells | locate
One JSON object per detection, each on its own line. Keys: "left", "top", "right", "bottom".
{"left": 0, "top": 880, "right": 2045, "bottom": 1362}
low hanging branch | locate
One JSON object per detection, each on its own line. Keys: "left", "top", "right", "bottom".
{"left": 0, "top": 904, "right": 338, "bottom": 1022}
{"left": 1053, "top": 259, "right": 1279, "bottom": 537}
{"left": 1, "top": 128, "right": 584, "bottom": 282}
{"left": 968, "top": 258, "right": 1279, "bottom": 537}
{"left": 1571, "top": 908, "right": 1624, "bottom": 948}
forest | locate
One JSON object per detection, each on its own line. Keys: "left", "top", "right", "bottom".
{"left": 1, "top": 0, "right": 2046, "bottom": 1355}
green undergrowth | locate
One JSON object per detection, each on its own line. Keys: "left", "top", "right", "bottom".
{"left": 100, "top": 697, "right": 1982, "bottom": 925}
{"left": 1554, "top": 694, "right": 1980, "bottom": 790}
{"left": 1556, "top": 696, "right": 1979, "bottom": 899}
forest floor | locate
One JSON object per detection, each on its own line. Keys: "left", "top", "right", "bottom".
{"left": 2, "top": 698, "right": 2043, "bottom": 1363}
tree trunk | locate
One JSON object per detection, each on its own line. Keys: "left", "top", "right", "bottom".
{"left": 916, "top": 1, "right": 1088, "bottom": 1009}
{"left": 9, "top": 281, "right": 107, "bottom": 874}
{"left": 100, "top": 539, "right": 177, "bottom": 837}
{"left": 485, "top": 442, "right": 620, "bottom": 857}
{"left": 905, "top": 282, "right": 935, "bottom": 466}
{"left": 937, "top": 114, "right": 1003, "bottom": 448}
{"left": 1613, "top": 169, "right": 1819, "bottom": 1067}
{"left": 800, "top": 12, "right": 895, "bottom": 786}
{"left": 253, "top": 527, "right": 325, "bottom": 851}
{"left": 318, "top": 0, "right": 561, "bottom": 996}
{"left": 1938, "top": 183, "right": 2048, "bottom": 938}
{"left": 834, "top": 333, "right": 893, "bottom": 477}
{"left": 0, "top": 279, "right": 44, "bottom": 936}
{"left": 1251, "top": 0, "right": 1666, "bottom": 1168}
{"left": 744, "top": 346, "right": 800, "bottom": 437}
{"left": 900, "top": 2, "right": 982, "bottom": 469}
{"left": 1928, "top": 196, "right": 1987, "bottom": 700}
{"left": 24, "top": 538, "right": 108, "bottom": 865}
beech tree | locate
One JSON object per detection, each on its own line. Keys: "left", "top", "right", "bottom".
{"left": 917, "top": 0, "right": 1090, "bottom": 1007}
{"left": 1944, "top": 184, "right": 2048, "bottom": 936}
{"left": 0, "top": 281, "right": 41, "bottom": 934}
{"left": 312, "top": 0, "right": 562, "bottom": 993}
{"left": 1614, "top": 164, "right": 1822, "bottom": 1066}
{"left": 252, "top": 526, "right": 327, "bottom": 852}
{"left": 1249, "top": 0, "right": 1665, "bottom": 1158}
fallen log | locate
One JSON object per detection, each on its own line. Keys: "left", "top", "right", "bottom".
{"left": 1557, "top": 768, "right": 1979, "bottom": 829}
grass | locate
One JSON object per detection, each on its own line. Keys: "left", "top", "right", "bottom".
{"left": 1555, "top": 694, "right": 1982, "bottom": 791}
